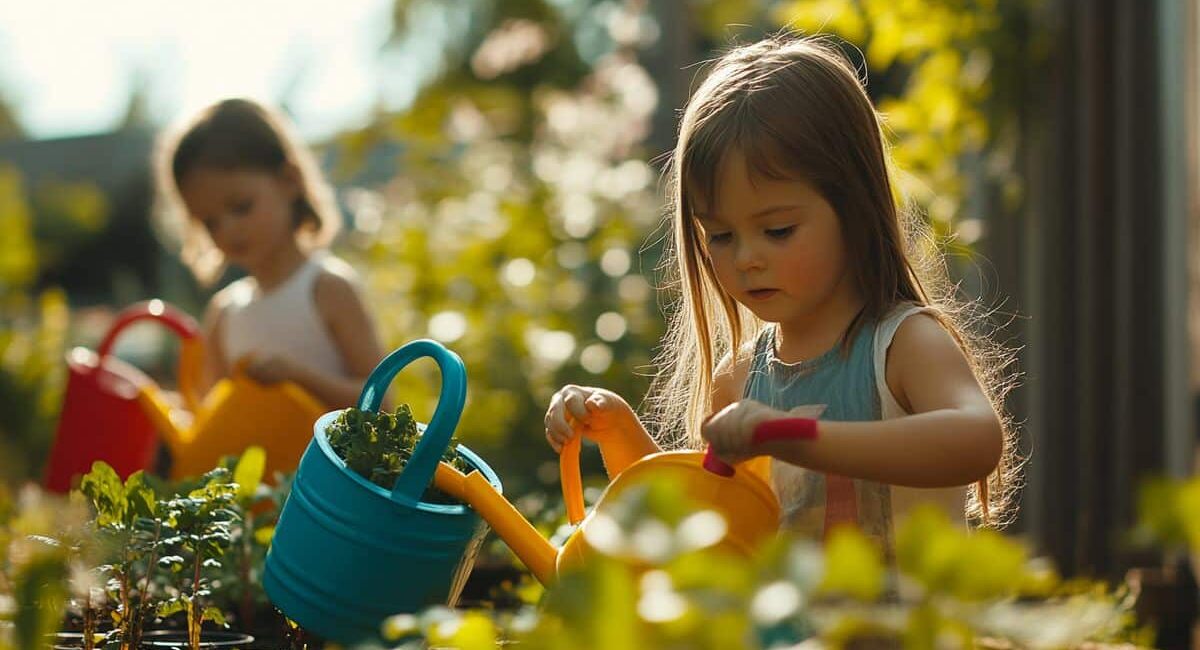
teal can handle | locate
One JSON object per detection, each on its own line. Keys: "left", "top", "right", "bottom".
{"left": 357, "top": 339, "right": 467, "bottom": 505}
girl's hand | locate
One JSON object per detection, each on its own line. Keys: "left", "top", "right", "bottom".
{"left": 240, "top": 353, "right": 297, "bottom": 385}
{"left": 544, "top": 385, "right": 638, "bottom": 453}
{"left": 701, "top": 399, "right": 788, "bottom": 464}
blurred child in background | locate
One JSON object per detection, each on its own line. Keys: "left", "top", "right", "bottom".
{"left": 155, "top": 98, "right": 383, "bottom": 409}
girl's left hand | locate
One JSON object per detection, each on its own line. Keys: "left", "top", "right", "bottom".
{"left": 240, "top": 353, "right": 296, "bottom": 385}
{"left": 701, "top": 399, "right": 786, "bottom": 464}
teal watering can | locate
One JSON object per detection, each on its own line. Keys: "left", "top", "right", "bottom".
{"left": 262, "top": 339, "right": 501, "bottom": 644}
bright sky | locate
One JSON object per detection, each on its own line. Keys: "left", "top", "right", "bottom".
{"left": 0, "top": 0, "right": 433, "bottom": 141}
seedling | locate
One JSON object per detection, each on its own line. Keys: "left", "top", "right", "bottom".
{"left": 78, "top": 462, "right": 164, "bottom": 650}
{"left": 155, "top": 468, "right": 239, "bottom": 650}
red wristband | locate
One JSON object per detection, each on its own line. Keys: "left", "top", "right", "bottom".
{"left": 752, "top": 417, "right": 819, "bottom": 445}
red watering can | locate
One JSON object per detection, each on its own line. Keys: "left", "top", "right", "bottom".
{"left": 43, "top": 300, "right": 202, "bottom": 492}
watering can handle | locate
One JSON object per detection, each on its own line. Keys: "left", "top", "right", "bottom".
{"left": 701, "top": 417, "right": 821, "bottom": 476}
{"left": 560, "top": 435, "right": 585, "bottom": 525}
{"left": 357, "top": 339, "right": 467, "bottom": 505}
{"left": 96, "top": 300, "right": 204, "bottom": 412}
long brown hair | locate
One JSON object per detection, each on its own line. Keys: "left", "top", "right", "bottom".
{"left": 646, "top": 34, "right": 1021, "bottom": 527}
{"left": 154, "top": 98, "right": 342, "bottom": 285}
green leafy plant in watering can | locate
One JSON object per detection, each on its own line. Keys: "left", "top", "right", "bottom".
{"left": 326, "top": 404, "right": 470, "bottom": 503}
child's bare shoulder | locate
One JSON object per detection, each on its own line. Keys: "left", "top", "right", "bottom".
{"left": 312, "top": 254, "right": 368, "bottom": 312}
{"left": 203, "top": 280, "right": 250, "bottom": 326}
{"left": 890, "top": 310, "right": 958, "bottom": 358}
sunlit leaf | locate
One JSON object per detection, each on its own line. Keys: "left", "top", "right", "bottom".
{"left": 233, "top": 446, "right": 266, "bottom": 502}
{"left": 430, "top": 610, "right": 497, "bottom": 649}
{"left": 818, "top": 525, "right": 884, "bottom": 601}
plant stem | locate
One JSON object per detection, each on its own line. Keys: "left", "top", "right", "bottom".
{"left": 131, "top": 519, "right": 162, "bottom": 649}
{"left": 83, "top": 589, "right": 95, "bottom": 650}
{"left": 119, "top": 546, "right": 132, "bottom": 650}
{"left": 190, "top": 550, "right": 202, "bottom": 650}
{"left": 239, "top": 511, "right": 254, "bottom": 630}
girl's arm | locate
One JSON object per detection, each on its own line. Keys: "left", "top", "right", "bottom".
{"left": 199, "top": 293, "right": 231, "bottom": 397}
{"left": 545, "top": 386, "right": 659, "bottom": 477}
{"left": 705, "top": 314, "right": 1003, "bottom": 488}
{"left": 292, "top": 266, "right": 385, "bottom": 409}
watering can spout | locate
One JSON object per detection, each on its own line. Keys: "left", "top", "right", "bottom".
{"left": 135, "top": 336, "right": 206, "bottom": 456}
{"left": 433, "top": 463, "right": 560, "bottom": 586}
{"left": 136, "top": 384, "right": 188, "bottom": 454}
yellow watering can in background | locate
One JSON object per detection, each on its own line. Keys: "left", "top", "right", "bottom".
{"left": 137, "top": 350, "right": 327, "bottom": 481}
{"left": 433, "top": 432, "right": 781, "bottom": 585}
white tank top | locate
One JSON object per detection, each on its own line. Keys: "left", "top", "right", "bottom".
{"left": 221, "top": 254, "right": 345, "bottom": 377}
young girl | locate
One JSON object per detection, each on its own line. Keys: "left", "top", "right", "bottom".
{"left": 544, "top": 35, "right": 1020, "bottom": 551}
{"left": 155, "top": 98, "right": 384, "bottom": 409}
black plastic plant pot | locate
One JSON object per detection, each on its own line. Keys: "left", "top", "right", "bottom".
{"left": 138, "top": 630, "right": 255, "bottom": 649}
{"left": 46, "top": 632, "right": 99, "bottom": 649}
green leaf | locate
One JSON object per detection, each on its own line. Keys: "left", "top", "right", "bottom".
{"left": 429, "top": 611, "right": 496, "bottom": 650}
{"left": 951, "top": 529, "right": 1027, "bottom": 600}
{"left": 233, "top": 446, "right": 267, "bottom": 502}
{"left": 124, "top": 472, "right": 156, "bottom": 519}
{"left": 253, "top": 526, "right": 275, "bottom": 546}
{"left": 79, "top": 462, "right": 125, "bottom": 526}
{"left": 156, "top": 599, "right": 186, "bottom": 618}
{"left": 201, "top": 606, "right": 228, "bottom": 627}
{"left": 200, "top": 466, "right": 231, "bottom": 485}
{"left": 1178, "top": 479, "right": 1200, "bottom": 552}
{"left": 818, "top": 525, "right": 884, "bottom": 601}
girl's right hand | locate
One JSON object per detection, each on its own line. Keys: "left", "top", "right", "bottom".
{"left": 544, "top": 385, "right": 638, "bottom": 453}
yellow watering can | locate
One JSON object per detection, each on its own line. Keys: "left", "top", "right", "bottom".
{"left": 432, "top": 433, "right": 781, "bottom": 585}
{"left": 137, "top": 350, "right": 327, "bottom": 481}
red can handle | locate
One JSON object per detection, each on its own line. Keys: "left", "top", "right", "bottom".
{"left": 96, "top": 300, "right": 200, "bottom": 358}
{"left": 95, "top": 300, "right": 203, "bottom": 412}
{"left": 701, "top": 417, "right": 820, "bottom": 476}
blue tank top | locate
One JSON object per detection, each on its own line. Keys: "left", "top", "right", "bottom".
{"left": 743, "top": 315, "right": 894, "bottom": 554}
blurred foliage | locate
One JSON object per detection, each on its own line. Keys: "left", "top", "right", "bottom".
{"left": 0, "top": 165, "right": 39, "bottom": 296}
{"left": 0, "top": 164, "right": 110, "bottom": 296}
{"left": 382, "top": 479, "right": 1149, "bottom": 650}
{"left": 0, "top": 0, "right": 1043, "bottom": 511}
{"left": 335, "top": 0, "right": 663, "bottom": 496}
{"left": 0, "top": 484, "right": 97, "bottom": 650}
{"left": 324, "top": 0, "right": 1041, "bottom": 499}
{"left": 0, "top": 288, "right": 69, "bottom": 484}
{"left": 1133, "top": 475, "right": 1200, "bottom": 555}
{"left": 0, "top": 459, "right": 1160, "bottom": 650}
{"left": 0, "top": 161, "right": 109, "bottom": 484}
{"left": 701, "top": 0, "right": 1042, "bottom": 256}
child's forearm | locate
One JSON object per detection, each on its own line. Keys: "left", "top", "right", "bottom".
{"left": 598, "top": 416, "right": 660, "bottom": 477}
{"left": 759, "top": 409, "right": 1002, "bottom": 488}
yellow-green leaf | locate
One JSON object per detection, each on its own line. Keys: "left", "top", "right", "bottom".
{"left": 818, "top": 525, "right": 884, "bottom": 601}
{"left": 233, "top": 446, "right": 266, "bottom": 501}
{"left": 429, "top": 611, "right": 496, "bottom": 649}
{"left": 254, "top": 526, "right": 275, "bottom": 546}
